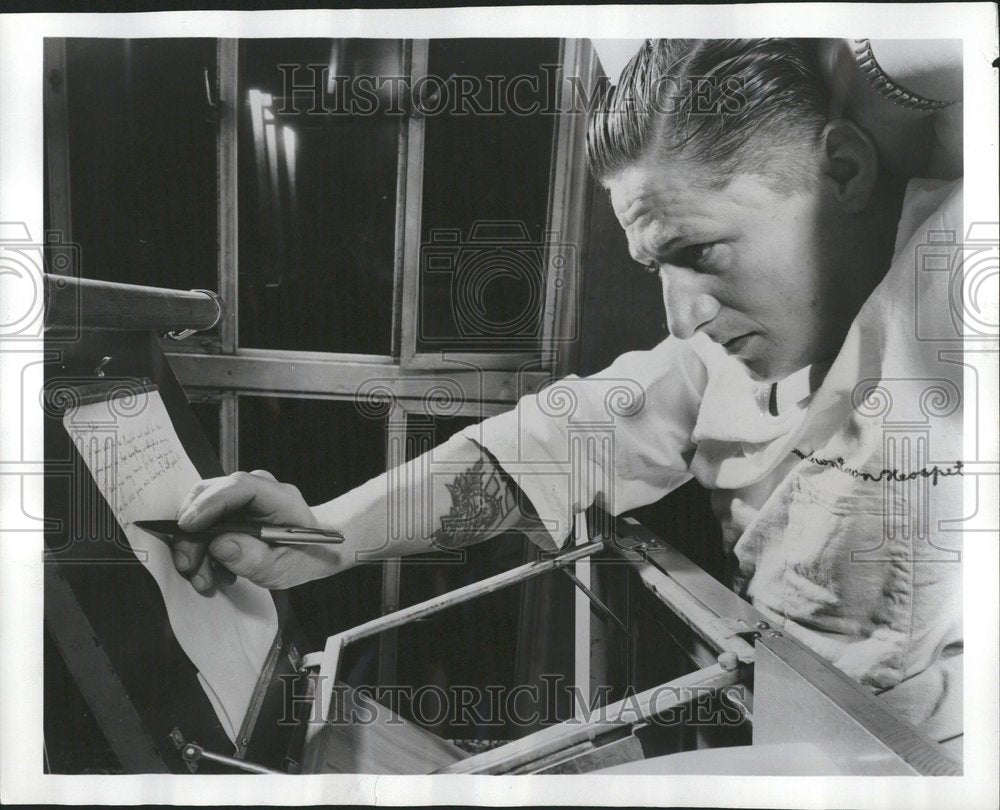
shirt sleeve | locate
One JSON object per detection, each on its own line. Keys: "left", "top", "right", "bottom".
{"left": 460, "top": 337, "right": 709, "bottom": 550}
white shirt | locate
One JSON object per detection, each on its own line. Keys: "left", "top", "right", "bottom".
{"left": 459, "top": 178, "right": 965, "bottom": 742}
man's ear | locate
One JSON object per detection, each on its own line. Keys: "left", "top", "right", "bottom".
{"left": 820, "top": 119, "right": 879, "bottom": 213}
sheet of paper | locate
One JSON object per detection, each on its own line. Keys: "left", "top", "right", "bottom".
{"left": 63, "top": 388, "right": 279, "bottom": 743}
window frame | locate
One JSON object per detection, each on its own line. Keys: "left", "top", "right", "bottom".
{"left": 47, "top": 34, "right": 600, "bottom": 711}
{"left": 163, "top": 37, "right": 595, "bottom": 473}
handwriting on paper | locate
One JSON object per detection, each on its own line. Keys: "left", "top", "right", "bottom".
{"left": 77, "top": 420, "right": 183, "bottom": 522}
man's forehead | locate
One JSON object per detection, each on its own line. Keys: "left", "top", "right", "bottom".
{"left": 606, "top": 161, "right": 778, "bottom": 231}
{"left": 605, "top": 159, "right": 715, "bottom": 225}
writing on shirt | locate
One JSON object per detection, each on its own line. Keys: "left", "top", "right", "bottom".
{"left": 791, "top": 449, "right": 964, "bottom": 487}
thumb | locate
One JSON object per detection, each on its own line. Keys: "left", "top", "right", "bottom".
{"left": 208, "top": 531, "right": 282, "bottom": 583}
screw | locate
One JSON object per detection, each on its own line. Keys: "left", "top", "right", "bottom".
{"left": 184, "top": 745, "right": 196, "bottom": 758}
{"left": 755, "top": 621, "right": 770, "bottom": 630}
{"left": 766, "top": 630, "right": 783, "bottom": 638}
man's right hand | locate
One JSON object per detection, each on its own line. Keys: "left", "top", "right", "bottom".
{"left": 171, "top": 470, "right": 347, "bottom": 593}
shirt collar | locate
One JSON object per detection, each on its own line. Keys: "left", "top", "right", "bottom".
{"left": 755, "top": 359, "right": 833, "bottom": 417}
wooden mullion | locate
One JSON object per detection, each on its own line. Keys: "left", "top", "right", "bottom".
{"left": 541, "top": 38, "right": 599, "bottom": 379}
{"left": 390, "top": 39, "right": 412, "bottom": 360}
{"left": 216, "top": 39, "right": 240, "bottom": 472}
{"left": 399, "top": 39, "right": 429, "bottom": 369}
{"left": 43, "top": 38, "right": 73, "bottom": 251}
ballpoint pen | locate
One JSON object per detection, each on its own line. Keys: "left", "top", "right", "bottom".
{"left": 134, "top": 519, "right": 346, "bottom": 546}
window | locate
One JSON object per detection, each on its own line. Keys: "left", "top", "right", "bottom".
{"left": 45, "top": 36, "right": 599, "bottom": 737}
{"left": 238, "top": 39, "right": 402, "bottom": 354}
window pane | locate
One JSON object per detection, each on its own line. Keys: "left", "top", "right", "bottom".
{"left": 417, "top": 39, "right": 560, "bottom": 355}
{"left": 392, "top": 413, "right": 534, "bottom": 743}
{"left": 238, "top": 39, "right": 401, "bottom": 354}
{"left": 57, "top": 39, "right": 217, "bottom": 292}
{"left": 237, "top": 395, "right": 389, "bottom": 658}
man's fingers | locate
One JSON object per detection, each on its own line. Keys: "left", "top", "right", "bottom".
{"left": 187, "top": 548, "right": 215, "bottom": 593}
{"left": 172, "top": 534, "right": 208, "bottom": 577}
{"left": 172, "top": 469, "right": 306, "bottom": 591}
{"left": 177, "top": 472, "right": 268, "bottom": 530}
{"left": 207, "top": 532, "right": 278, "bottom": 583}
{"left": 175, "top": 478, "right": 217, "bottom": 521}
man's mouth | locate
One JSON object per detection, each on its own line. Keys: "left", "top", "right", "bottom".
{"left": 722, "top": 333, "right": 755, "bottom": 355}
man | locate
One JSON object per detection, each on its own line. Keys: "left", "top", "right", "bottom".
{"left": 171, "top": 39, "right": 963, "bottom": 750}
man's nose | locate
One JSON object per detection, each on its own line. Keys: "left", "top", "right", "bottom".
{"left": 660, "top": 266, "right": 721, "bottom": 339}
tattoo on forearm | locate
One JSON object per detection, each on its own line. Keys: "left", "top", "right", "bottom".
{"left": 431, "top": 457, "right": 518, "bottom": 549}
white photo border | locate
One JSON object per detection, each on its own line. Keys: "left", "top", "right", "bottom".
{"left": 1, "top": 4, "right": 997, "bottom": 807}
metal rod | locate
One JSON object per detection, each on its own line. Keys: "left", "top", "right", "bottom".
{"left": 44, "top": 276, "right": 222, "bottom": 332}
{"left": 181, "top": 743, "right": 284, "bottom": 775}
{"left": 341, "top": 540, "right": 603, "bottom": 648}
{"left": 557, "top": 564, "right": 629, "bottom": 636}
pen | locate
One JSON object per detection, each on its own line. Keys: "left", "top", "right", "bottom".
{"left": 134, "top": 519, "right": 346, "bottom": 546}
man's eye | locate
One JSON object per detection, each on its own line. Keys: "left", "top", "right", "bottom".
{"left": 685, "top": 243, "right": 716, "bottom": 268}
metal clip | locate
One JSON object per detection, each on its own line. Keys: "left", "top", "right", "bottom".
{"left": 93, "top": 356, "right": 112, "bottom": 378}
{"left": 165, "top": 289, "right": 223, "bottom": 341}
{"left": 610, "top": 532, "right": 652, "bottom": 561}
{"left": 203, "top": 67, "right": 217, "bottom": 108}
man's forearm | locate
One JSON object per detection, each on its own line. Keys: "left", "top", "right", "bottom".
{"left": 309, "top": 434, "right": 548, "bottom": 573}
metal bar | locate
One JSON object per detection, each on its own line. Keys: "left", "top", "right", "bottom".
{"left": 572, "top": 512, "right": 591, "bottom": 703}
{"left": 346, "top": 540, "right": 602, "bottom": 651}
{"left": 217, "top": 38, "right": 239, "bottom": 355}
{"left": 607, "top": 518, "right": 761, "bottom": 661}
{"left": 181, "top": 742, "right": 283, "bottom": 774}
{"left": 435, "top": 662, "right": 739, "bottom": 774}
{"left": 44, "top": 276, "right": 221, "bottom": 332}
{"left": 232, "top": 623, "right": 285, "bottom": 759}
{"left": 557, "top": 564, "right": 629, "bottom": 636}
{"left": 535, "top": 733, "right": 645, "bottom": 774}
{"left": 754, "top": 634, "right": 962, "bottom": 776}
{"left": 166, "top": 351, "right": 548, "bottom": 403}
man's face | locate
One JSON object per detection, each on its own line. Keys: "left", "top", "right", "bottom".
{"left": 605, "top": 152, "right": 870, "bottom": 383}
